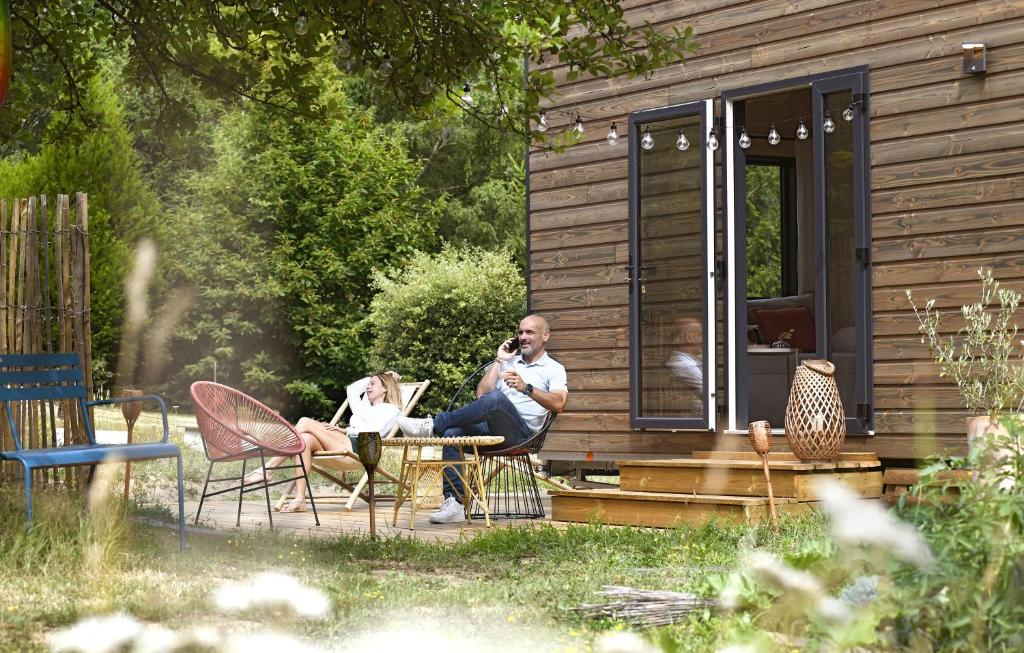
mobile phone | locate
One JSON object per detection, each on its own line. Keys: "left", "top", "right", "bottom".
{"left": 505, "top": 337, "right": 520, "bottom": 352}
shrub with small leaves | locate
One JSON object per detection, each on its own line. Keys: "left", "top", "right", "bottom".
{"left": 365, "top": 246, "right": 526, "bottom": 414}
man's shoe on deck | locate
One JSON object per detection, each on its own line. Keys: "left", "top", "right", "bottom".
{"left": 429, "top": 496, "right": 466, "bottom": 524}
{"left": 397, "top": 416, "right": 434, "bottom": 438}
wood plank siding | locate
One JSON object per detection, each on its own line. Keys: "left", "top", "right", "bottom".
{"left": 529, "top": 0, "right": 1024, "bottom": 461}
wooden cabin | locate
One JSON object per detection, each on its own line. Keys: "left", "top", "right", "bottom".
{"left": 529, "top": 0, "right": 1024, "bottom": 470}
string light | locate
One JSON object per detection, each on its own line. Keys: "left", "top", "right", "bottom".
{"left": 676, "top": 129, "right": 690, "bottom": 151}
{"left": 335, "top": 37, "right": 351, "bottom": 61}
{"left": 796, "top": 120, "right": 809, "bottom": 140}
{"left": 607, "top": 122, "right": 619, "bottom": 145}
{"left": 573, "top": 115, "right": 584, "bottom": 134}
{"left": 249, "top": 0, "right": 265, "bottom": 10}
{"left": 294, "top": 11, "right": 309, "bottom": 35}
{"left": 706, "top": 127, "right": 719, "bottom": 151}
{"left": 641, "top": 128, "right": 654, "bottom": 150}
{"left": 378, "top": 56, "right": 394, "bottom": 77}
{"left": 823, "top": 112, "right": 836, "bottom": 133}
{"left": 737, "top": 127, "right": 751, "bottom": 149}
{"left": 842, "top": 104, "right": 855, "bottom": 122}
{"left": 767, "top": 123, "right": 781, "bottom": 146}
{"left": 537, "top": 111, "right": 548, "bottom": 132}
{"left": 418, "top": 77, "right": 434, "bottom": 95}
{"left": 461, "top": 83, "right": 474, "bottom": 106}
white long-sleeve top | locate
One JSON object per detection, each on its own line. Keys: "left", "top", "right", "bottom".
{"left": 344, "top": 377, "right": 401, "bottom": 437}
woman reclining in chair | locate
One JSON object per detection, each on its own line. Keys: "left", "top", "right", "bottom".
{"left": 245, "top": 371, "right": 403, "bottom": 512}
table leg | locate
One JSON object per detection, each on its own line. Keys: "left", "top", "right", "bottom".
{"left": 392, "top": 445, "right": 410, "bottom": 527}
{"left": 470, "top": 445, "right": 492, "bottom": 528}
{"left": 408, "top": 446, "right": 422, "bottom": 530}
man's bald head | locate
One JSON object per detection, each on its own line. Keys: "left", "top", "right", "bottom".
{"left": 518, "top": 314, "right": 551, "bottom": 360}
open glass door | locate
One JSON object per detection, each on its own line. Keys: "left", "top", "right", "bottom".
{"left": 813, "top": 72, "right": 873, "bottom": 433}
{"left": 627, "top": 99, "right": 716, "bottom": 430}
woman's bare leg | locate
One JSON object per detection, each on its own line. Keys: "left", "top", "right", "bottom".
{"left": 289, "top": 421, "right": 352, "bottom": 506}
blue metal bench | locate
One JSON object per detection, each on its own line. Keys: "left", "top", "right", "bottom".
{"left": 0, "top": 353, "right": 186, "bottom": 550}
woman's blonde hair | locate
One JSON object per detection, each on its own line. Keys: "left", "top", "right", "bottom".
{"left": 373, "top": 373, "right": 404, "bottom": 408}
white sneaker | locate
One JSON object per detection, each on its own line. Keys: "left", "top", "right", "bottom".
{"left": 429, "top": 496, "right": 466, "bottom": 524}
{"left": 397, "top": 416, "right": 434, "bottom": 437}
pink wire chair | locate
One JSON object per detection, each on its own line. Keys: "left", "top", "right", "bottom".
{"left": 190, "top": 381, "right": 320, "bottom": 528}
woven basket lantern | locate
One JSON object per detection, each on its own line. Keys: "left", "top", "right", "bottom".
{"left": 784, "top": 359, "right": 846, "bottom": 461}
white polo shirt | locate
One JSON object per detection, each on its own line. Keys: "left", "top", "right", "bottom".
{"left": 495, "top": 352, "right": 568, "bottom": 434}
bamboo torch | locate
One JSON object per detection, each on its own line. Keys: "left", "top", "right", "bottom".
{"left": 748, "top": 420, "right": 779, "bottom": 532}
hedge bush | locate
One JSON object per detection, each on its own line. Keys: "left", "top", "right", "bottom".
{"left": 365, "top": 246, "right": 526, "bottom": 415}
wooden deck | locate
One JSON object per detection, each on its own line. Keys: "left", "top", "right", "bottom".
{"left": 182, "top": 495, "right": 559, "bottom": 543}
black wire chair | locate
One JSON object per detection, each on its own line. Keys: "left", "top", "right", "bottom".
{"left": 444, "top": 360, "right": 557, "bottom": 520}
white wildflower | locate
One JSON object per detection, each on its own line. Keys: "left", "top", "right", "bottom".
{"left": 595, "top": 631, "right": 657, "bottom": 653}
{"left": 222, "top": 631, "right": 326, "bottom": 653}
{"left": 49, "top": 613, "right": 143, "bottom": 653}
{"left": 132, "top": 624, "right": 181, "bottom": 653}
{"left": 747, "top": 551, "right": 851, "bottom": 623}
{"left": 813, "top": 478, "right": 933, "bottom": 567}
{"left": 716, "top": 645, "right": 757, "bottom": 653}
{"left": 214, "top": 571, "right": 331, "bottom": 619}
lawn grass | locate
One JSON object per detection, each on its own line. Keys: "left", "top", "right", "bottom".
{"left": 0, "top": 486, "right": 830, "bottom": 652}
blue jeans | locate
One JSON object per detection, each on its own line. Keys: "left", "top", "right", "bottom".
{"left": 433, "top": 390, "right": 533, "bottom": 499}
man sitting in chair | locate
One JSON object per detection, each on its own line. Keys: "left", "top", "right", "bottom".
{"left": 397, "top": 314, "right": 568, "bottom": 524}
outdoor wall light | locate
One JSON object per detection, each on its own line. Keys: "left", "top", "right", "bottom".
{"left": 573, "top": 115, "right": 584, "bottom": 134}
{"left": 676, "top": 128, "right": 690, "bottom": 151}
{"left": 737, "top": 127, "right": 751, "bottom": 149}
{"left": 606, "top": 122, "right": 619, "bottom": 145}
{"left": 641, "top": 127, "right": 654, "bottom": 150}
{"left": 963, "top": 43, "right": 987, "bottom": 74}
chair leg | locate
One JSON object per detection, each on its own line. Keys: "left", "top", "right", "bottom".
{"left": 259, "top": 452, "right": 274, "bottom": 530}
{"left": 297, "top": 456, "right": 320, "bottom": 527}
{"left": 236, "top": 459, "right": 248, "bottom": 527}
{"left": 344, "top": 472, "right": 369, "bottom": 511}
{"left": 195, "top": 461, "right": 214, "bottom": 525}
{"left": 176, "top": 453, "right": 187, "bottom": 551}
{"left": 23, "top": 463, "right": 33, "bottom": 528}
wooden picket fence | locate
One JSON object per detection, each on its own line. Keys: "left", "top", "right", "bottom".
{"left": 0, "top": 194, "right": 92, "bottom": 485}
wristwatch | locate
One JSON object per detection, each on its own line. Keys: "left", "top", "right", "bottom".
{"left": 524, "top": 383, "right": 534, "bottom": 396}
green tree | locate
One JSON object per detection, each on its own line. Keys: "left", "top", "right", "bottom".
{"left": 366, "top": 246, "right": 526, "bottom": 414}
{"left": 159, "top": 70, "right": 440, "bottom": 411}
{"left": 0, "top": 73, "right": 159, "bottom": 390}
{"left": 745, "top": 164, "right": 782, "bottom": 298}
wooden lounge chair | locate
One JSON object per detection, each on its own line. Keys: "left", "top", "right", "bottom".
{"left": 275, "top": 380, "right": 430, "bottom": 511}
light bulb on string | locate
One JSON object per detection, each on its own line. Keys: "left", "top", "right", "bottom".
{"left": 418, "top": 77, "right": 434, "bottom": 95}
{"left": 738, "top": 127, "right": 751, "bottom": 149}
{"left": 294, "top": 11, "right": 309, "bottom": 35}
{"left": 573, "top": 115, "right": 584, "bottom": 135}
{"left": 796, "top": 120, "right": 809, "bottom": 140}
{"left": 706, "top": 128, "right": 718, "bottom": 151}
{"left": 767, "top": 124, "right": 781, "bottom": 146}
{"left": 461, "top": 83, "right": 474, "bottom": 106}
{"left": 676, "top": 129, "right": 689, "bottom": 151}
{"left": 823, "top": 112, "right": 836, "bottom": 133}
{"left": 335, "top": 38, "right": 351, "bottom": 61}
{"left": 607, "top": 122, "right": 619, "bottom": 145}
{"left": 842, "top": 104, "right": 855, "bottom": 122}
{"left": 248, "top": 0, "right": 265, "bottom": 10}
{"left": 537, "top": 111, "right": 548, "bottom": 133}
{"left": 641, "top": 128, "right": 654, "bottom": 151}
{"left": 378, "top": 56, "right": 394, "bottom": 77}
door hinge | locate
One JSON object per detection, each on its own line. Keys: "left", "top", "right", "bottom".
{"left": 855, "top": 247, "right": 871, "bottom": 265}
{"left": 714, "top": 259, "right": 724, "bottom": 280}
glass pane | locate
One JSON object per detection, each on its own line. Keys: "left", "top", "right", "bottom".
{"left": 824, "top": 91, "right": 857, "bottom": 418}
{"left": 745, "top": 164, "right": 783, "bottom": 298}
{"left": 637, "top": 114, "right": 705, "bottom": 418}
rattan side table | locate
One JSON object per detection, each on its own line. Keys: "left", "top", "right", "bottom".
{"left": 384, "top": 435, "right": 504, "bottom": 530}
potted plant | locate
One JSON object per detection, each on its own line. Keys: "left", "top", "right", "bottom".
{"left": 907, "top": 269, "right": 1024, "bottom": 484}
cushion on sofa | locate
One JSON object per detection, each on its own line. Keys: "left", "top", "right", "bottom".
{"left": 754, "top": 305, "right": 816, "bottom": 352}
{"left": 746, "top": 292, "right": 814, "bottom": 325}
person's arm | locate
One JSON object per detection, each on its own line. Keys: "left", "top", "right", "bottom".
{"left": 346, "top": 377, "right": 371, "bottom": 416}
{"left": 500, "top": 369, "right": 569, "bottom": 413}
{"left": 476, "top": 337, "right": 517, "bottom": 398}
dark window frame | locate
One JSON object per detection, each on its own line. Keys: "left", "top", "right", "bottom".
{"left": 743, "top": 155, "right": 798, "bottom": 299}
{"left": 722, "top": 65, "right": 873, "bottom": 434}
{"left": 627, "top": 100, "right": 715, "bottom": 431}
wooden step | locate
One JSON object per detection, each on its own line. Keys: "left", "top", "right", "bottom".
{"left": 550, "top": 488, "right": 810, "bottom": 528}
{"left": 617, "top": 452, "right": 882, "bottom": 499}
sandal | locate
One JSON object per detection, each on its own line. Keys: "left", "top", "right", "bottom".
{"left": 243, "top": 468, "right": 274, "bottom": 485}
{"left": 279, "top": 499, "right": 307, "bottom": 513}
